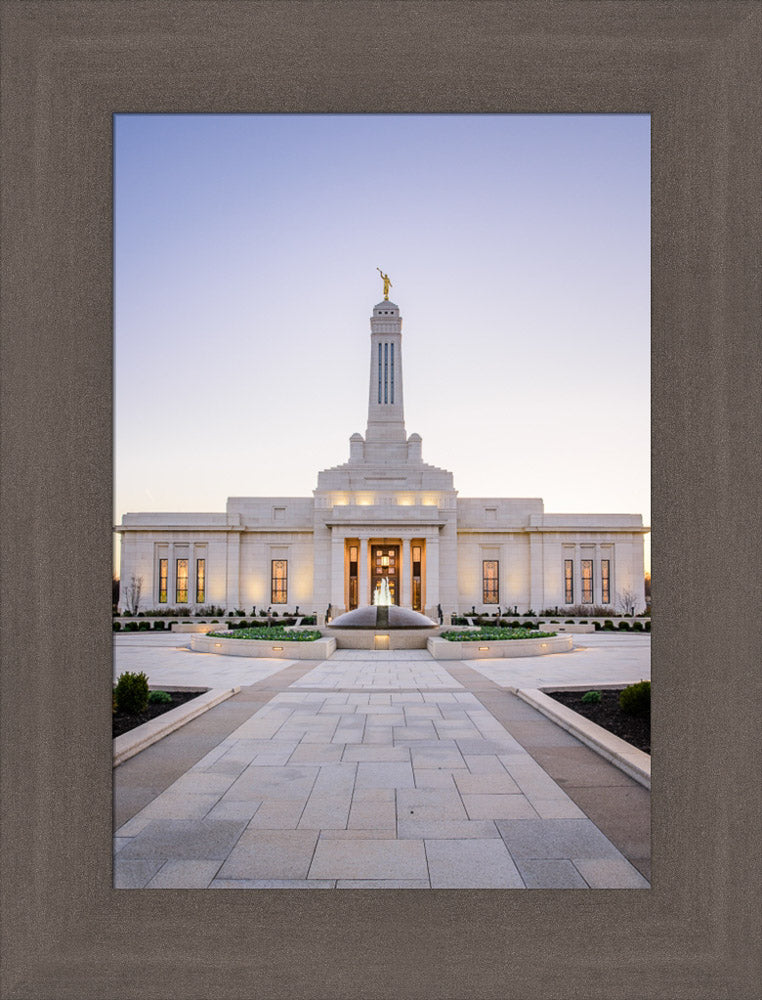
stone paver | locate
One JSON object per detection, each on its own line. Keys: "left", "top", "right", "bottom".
{"left": 114, "top": 642, "right": 651, "bottom": 888}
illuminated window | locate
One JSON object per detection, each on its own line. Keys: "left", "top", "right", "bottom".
{"left": 158, "top": 558, "right": 168, "bottom": 604}
{"left": 601, "top": 559, "right": 610, "bottom": 603}
{"left": 348, "top": 545, "right": 358, "bottom": 610}
{"left": 564, "top": 560, "right": 574, "bottom": 603}
{"left": 412, "top": 544, "right": 422, "bottom": 612}
{"left": 176, "top": 559, "right": 188, "bottom": 604}
{"left": 482, "top": 560, "right": 499, "bottom": 604}
{"left": 581, "top": 560, "right": 593, "bottom": 603}
{"left": 196, "top": 558, "right": 205, "bottom": 603}
{"left": 271, "top": 560, "right": 287, "bottom": 604}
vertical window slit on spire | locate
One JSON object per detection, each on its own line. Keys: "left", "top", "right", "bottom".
{"left": 391, "top": 343, "right": 394, "bottom": 404}
{"left": 384, "top": 343, "right": 388, "bottom": 403}
{"left": 378, "top": 343, "right": 382, "bottom": 403}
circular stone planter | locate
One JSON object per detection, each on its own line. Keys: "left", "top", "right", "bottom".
{"left": 191, "top": 633, "right": 336, "bottom": 659}
{"left": 427, "top": 634, "right": 574, "bottom": 659}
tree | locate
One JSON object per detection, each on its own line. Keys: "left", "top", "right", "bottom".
{"left": 616, "top": 588, "right": 639, "bottom": 617}
{"left": 112, "top": 576, "right": 120, "bottom": 608}
{"left": 123, "top": 575, "right": 143, "bottom": 616}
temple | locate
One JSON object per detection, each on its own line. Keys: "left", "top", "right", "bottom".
{"left": 116, "top": 293, "right": 648, "bottom": 616}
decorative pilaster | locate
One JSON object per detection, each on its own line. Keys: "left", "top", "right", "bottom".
{"left": 359, "top": 537, "right": 368, "bottom": 607}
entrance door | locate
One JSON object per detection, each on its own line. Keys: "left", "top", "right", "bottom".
{"left": 371, "top": 544, "right": 400, "bottom": 605}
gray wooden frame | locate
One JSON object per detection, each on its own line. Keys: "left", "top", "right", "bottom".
{"left": 2, "top": 2, "right": 760, "bottom": 998}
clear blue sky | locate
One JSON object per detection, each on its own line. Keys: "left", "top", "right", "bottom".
{"left": 115, "top": 114, "right": 650, "bottom": 573}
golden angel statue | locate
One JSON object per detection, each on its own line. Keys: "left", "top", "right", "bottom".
{"left": 377, "top": 267, "right": 392, "bottom": 300}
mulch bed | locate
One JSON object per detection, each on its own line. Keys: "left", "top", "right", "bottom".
{"left": 545, "top": 688, "right": 650, "bottom": 754}
{"left": 112, "top": 691, "right": 204, "bottom": 739}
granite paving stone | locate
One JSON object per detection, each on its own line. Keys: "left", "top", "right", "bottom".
{"left": 119, "top": 819, "right": 248, "bottom": 860}
{"left": 217, "top": 829, "right": 320, "bottom": 880}
{"left": 308, "top": 839, "right": 428, "bottom": 880}
{"left": 572, "top": 858, "right": 650, "bottom": 888}
{"left": 516, "top": 859, "right": 589, "bottom": 889}
{"left": 114, "top": 859, "right": 165, "bottom": 889}
{"left": 146, "top": 859, "right": 222, "bottom": 888}
{"left": 425, "top": 838, "right": 524, "bottom": 888}
{"left": 495, "top": 818, "right": 623, "bottom": 860}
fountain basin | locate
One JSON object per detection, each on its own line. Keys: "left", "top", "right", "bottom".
{"left": 326, "top": 604, "right": 440, "bottom": 649}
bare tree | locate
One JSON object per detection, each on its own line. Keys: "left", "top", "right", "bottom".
{"left": 124, "top": 575, "right": 143, "bottom": 616}
{"left": 616, "top": 588, "right": 639, "bottom": 617}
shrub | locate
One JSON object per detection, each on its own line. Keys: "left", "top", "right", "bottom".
{"left": 565, "top": 619, "right": 574, "bottom": 624}
{"left": 645, "top": 621, "right": 651, "bottom": 632}
{"left": 114, "top": 671, "right": 149, "bottom": 714}
{"left": 124, "top": 622, "right": 138, "bottom": 632}
{"left": 603, "top": 620, "right": 615, "bottom": 630}
{"left": 581, "top": 690, "right": 602, "bottom": 704}
{"left": 112, "top": 621, "right": 122, "bottom": 632}
{"left": 525, "top": 609, "right": 536, "bottom": 616}
{"left": 441, "top": 627, "right": 557, "bottom": 642}
{"left": 209, "top": 626, "right": 322, "bottom": 642}
{"left": 617, "top": 621, "right": 631, "bottom": 631}
{"left": 138, "top": 621, "right": 151, "bottom": 631}
{"left": 619, "top": 680, "right": 650, "bottom": 716}
{"left": 152, "top": 620, "right": 165, "bottom": 630}
{"left": 148, "top": 690, "right": 172, "bottom": 704}
{"left": 594, "top": 622, "right": 602, "bottom": 630}
{"left": 632, "top": 620, "right": 644, "bottom": 631}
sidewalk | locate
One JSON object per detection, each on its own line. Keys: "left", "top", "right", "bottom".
{"left": 113, "top": 637, "right": 650, "bottom": 888}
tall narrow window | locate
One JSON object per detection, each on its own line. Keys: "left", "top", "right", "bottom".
{"left": 348, "top": 545, "right": 358, "bottom": 610}
{"left": 581, "top": 560, "right": 593, "bottom": 603}
{"left": 196, "top": 559, "right": 205, "bottom": 604}
{"left": 390, "top": 343, "right": 394, "bottom": 404}
{"left": 412, "top": 544, "right": 422, "bottom": 612}
{"left": 271, "top": 559, "right": 287, "bottom": 604}
{"left": 601, "top": 559, "right": 610, "bottom": 604}
{"left": 176, "top": 559, "right": 188, "bottom": 604}
{"left": 158, "top": 558, "right": 168, "bottom": 604}
{"left": 384, "top": 342, "right": 388, "bottom": 403}
{"left": 378, "top": 344, "right": 382, "bottom": 403}
{"left": 564, "top": 560, "right": 574, "bottom": 603}
{"left": 482, "top": 560, "right": 499, "bottom": 604}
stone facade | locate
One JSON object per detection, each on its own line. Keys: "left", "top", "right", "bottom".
{"left": 117, "top": 298, "right": 648, "bottom": 616}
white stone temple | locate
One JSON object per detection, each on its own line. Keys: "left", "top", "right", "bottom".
{"left": 116, "top": 292, "right": 648, "bottom": 617}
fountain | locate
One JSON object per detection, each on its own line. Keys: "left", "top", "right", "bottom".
{"left": 327, "top": 577, "right": 439, "bottom": 649}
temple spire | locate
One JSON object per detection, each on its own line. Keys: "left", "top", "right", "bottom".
{"left": 365, "top": 296, "right": 406, "bottom": 451}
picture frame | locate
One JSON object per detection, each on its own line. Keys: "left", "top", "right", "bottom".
{"left": 1, "top": 2, "right": 759, "bottom": 997}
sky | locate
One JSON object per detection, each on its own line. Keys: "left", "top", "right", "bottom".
{"left": 114, "top": 114, "right": 650, "bottom": 573}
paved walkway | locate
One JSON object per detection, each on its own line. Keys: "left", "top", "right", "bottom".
{"left": 113, "top": 635, "right": 650, "bottom": 889}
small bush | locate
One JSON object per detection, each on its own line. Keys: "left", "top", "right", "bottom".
{"left": 124, "top": 621, "right": 138, "bottom": 632}
{"left": 138, "top": 621, "right": 151, "bottom": 631}
{"left": 594, "top": 622, "right": 602, "bottom": 630}
{"left": 152, "top": 620, "right": 165, "bottom": 630}
{"left": 632, "top": 620, "right": 644, "bottom": 631}
{"left": 148, "top": 690, "right": 172, "bottom": 704}
{"left": 581, "top": 690, "right": 602, "bottom": 704}
{"left": 618, "top": 621, "right": 631, "bottom": 631}
{"left": 565, "top": 619, "right": 574, "bottom": 624}
{"left": 112, "top": 621, "right": 122, "bottom": 632}
{"left": 619, "top": 681, "right": 650, "bottom": 716}
{"left": 645, "top": 621, "right": 651, "bottom": 632}
{"left": 114, "top": 671, "right": 149, "bottom": 714}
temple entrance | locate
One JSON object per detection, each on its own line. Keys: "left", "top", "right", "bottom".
{"left": 371, "top": 544, "right": 400, "bottom": 605}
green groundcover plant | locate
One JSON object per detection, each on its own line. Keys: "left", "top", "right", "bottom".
{"left": 208, "top": 626, "right": 321, "bottom": 642}
{"left": 441, "top": 627, "right": 557, "bottom": 642}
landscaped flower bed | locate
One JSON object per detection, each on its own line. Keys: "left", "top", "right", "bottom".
{"left": 207, "top": 626, "right": 321, "bottom": 642}
{"left": 440, "top": 627, "right": 557, "bottom": 641}
{"left": 113, "top": 689, "right": 204, "bottom": 738}
{"left": 545, "top": 687, "right": 650, "bottom": 753}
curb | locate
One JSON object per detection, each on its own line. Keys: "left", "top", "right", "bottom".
{"left": 113, "top": 686, "right": 241, "bottom": 766}
{"left": 514, "top": 687, "right": 651, "bottom": 789}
